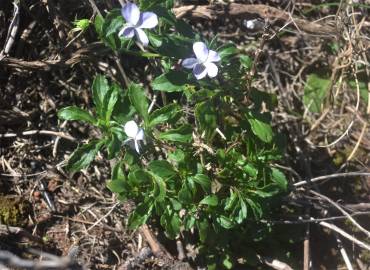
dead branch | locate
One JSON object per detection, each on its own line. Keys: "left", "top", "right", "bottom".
{"left": 319, "top": 221, "right": 370, "bottom": 251}
{"left": 258, "top": 255, "right": 293, "bottom": 270}
{"left": 0, "top": 129, "right": 76, "bottom": 142}
{"left": 173, "top": 4, "right": 337, "bottom": 36}
{"left": 310, "top": 190, "right": 370, "bottom": 238}
{"left": 294, "top": 172, "right": 370, "bottom": 187}
{"left": 0, "top": 224, "right": 43, "bottom": 244}
{"left": 0, "top": 249, "right": 83, "bottom": 270}
{"left": 0, "top": 42, "right": 109, "bottom": 71}
{"left": 139, "top": 224, "right": 173, "bottom": 259}
{"left": 261, "top": 211, "right": 370, "bottom": 225}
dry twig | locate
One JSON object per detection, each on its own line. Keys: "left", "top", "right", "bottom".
{"left": 0, "top": 129, "right": 76, "bottom": 142}
{"left": 293, "top": 172, "right": 370, "bottom": 187}
{"left": 173, "top": 4, "right": 337, "bottom": 36}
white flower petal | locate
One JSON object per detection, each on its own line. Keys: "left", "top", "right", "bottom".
{"left": 207, "top": 50, "right": 221, "bottom": 63}
{"left": 124, "top": 120, "right": 139, "bottom": 138}
{"left": 121, "top": 3, "right": 140, "bottom": 25}
{"left": 135, "top": 28, "right": 149, "bottom": 46}
{"left": 205, "top": 62, "right": 218, "bottom": 78}
{"left": 136, "top": 128, "right": 144, "bottom": 141}
{"left": 137, "top": 12, "right": 158, "bottom": 29}
{"left": 134, "top": 139, "right": 141, "bottom": 154}
{"left": 118, "top": 26, "right": 135, "bottom": 38}
{"left": 193, "top": 63, "right": 207, "bottom": 80}
{"left": 193, "top": 42, "right": 209, "bottom": 63}
{"left": 182, "top": 58, "right": 198, "bottom": 69}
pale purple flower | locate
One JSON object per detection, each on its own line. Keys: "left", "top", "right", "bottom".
{"left": 182, "top": 42, "right": 221, "bottom": 80}
{"left": 124, "top": 120, "right": 144, "bottom": 154}
{"left": 118, "top": 2, "right": 158, "bottom": 47}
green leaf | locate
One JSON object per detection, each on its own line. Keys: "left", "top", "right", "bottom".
{"left": 140, "top": 0, "right": 167, "bottom": 10}
{"left": 152, "top": 174, "right": 166, "bottom": 201}
{"left": 111, "top": 126, "right": 126, "bottom": 141}
{"left": 106, "top": 178, "right": 126, "bottom": 194}
{"left": 112, "top": 160, "right": 125, "bottom": 180}
{"left": 199, "top": 194, "right": 218, "bottom": 206}
{"left": 149, "top": 103, "right": 182, "bottom": 127}
{"left": 92, "top": 75, "right": 109, "bottom": 118}
{"left": 159, "top": 124, "right": 192, "bottom": 143}
{"left": 128, "top": 169, "right": 151, "bottom": 185}
{"left": 148, "top": 32, "right": 162, "bottom": 47}
{"left": 243, "top": 163, "right": 257, "bottom": 178}
{"left": 224, "top": 191, "right": 238, "bottom": 211}
{"left": 252, "top": 189, "right": 275, "bottom": 198}
{"left": 191, "top": 174, "right": 211, "bottom": 193}
{"left": 94, "top": 15, "right": 104, "bottom": 37}
{"left": 107, "top": 133, "right": 121, "bottom": 159}
{"left": 105, "top": 16, "right": 124, "bottom": 37}
{"left": 217, "top": 215, "right": 234, "bottom": 229}
{"left": 250, "top": 88, "right": 278, "bottom": 111}
{"left": 128, "top": 200, "right": 154, "bottom": 229}
{"left": 168, "top": 149, "right": 185, "bottom": 164}
{"left": 152, "top": 71, "right": 189, "bottom": 92}
{"left": 303, "top": 73, "right": 330, "bottom": 113}
{"left": 170, "top": 198, "right": 182, "bottom": 211}
{"left": 197, "top": 219, "right": 209, "bottom": 242}
{"left": 160, "top": 210, "right": 181, "bottom": 239}
{"left": 174, "top": 19, "right": 195, "bottom": 38}
{"left": 66, "top": 140, "right": 104, "bottom": 173}
{"left": 128, "top": 83, "right": 149, "bottom": 123}
{"left": 148, "top": 160, "right": 177, "bottom": 179}
{"left": 245, "top": 198, "right": 262, "bottom": 219}
{"left": 178, "top": 183, "right": 193, "bottom": 204}
{"left": 73, "top": 19, "right": 90, "bottom": 31}
{"left": 104, "top": 84, "right": 120, "bottom": 123}
{"left": 58, "top": 106, "right": 96, "bottom": 124}
{"left": 156, "top": 35, "right": 192, "bottom": 58}
{"left": 247, "top": 112, "right": 273, "bottom": 143}
{"left": 111, "top": 92, "right": 135, "bottom": 123}
{"left": 167, "top": 213, "right": 181, "bottom": 237}
{"left": 240, "top": 54, "right": 253, "bottom": 70}
{"left": 218, "top": 43, "right": 238, "bottom": 60}
{"left": 238, "top": 198, "right": 248, "bottom": 223}
{"left": 271, "top": 168, "right": 288, "bottom": 191}
{"left": 107, "top": 162, "right": 126, "bottom": 193}
{"left": 222, "top": 254, "right": 234, "bottom": 270}
{"left": 184, "top": 215, "right": 195, "bottom": 230}
{"left": 195, "top": 100, "right": 217, "bottom": 141}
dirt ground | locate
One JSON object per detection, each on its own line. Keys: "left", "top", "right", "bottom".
{"left": 0, "top": 0, "right": 369, "bottom": 269}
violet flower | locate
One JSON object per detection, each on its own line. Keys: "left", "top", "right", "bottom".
{"left": 182, "top": 42, "right": 221, "bottom": 80}
{"left": 118, "top": 2, "right": 158, "bottom": 47}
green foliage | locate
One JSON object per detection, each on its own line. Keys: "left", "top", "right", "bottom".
{"left": 59, "top": 2, "right": 290, "bottom": 268}
{"left": 152, "top": 71, "right": 190, "bottom": 92}
{"left": 128, "top": 83, "right": 149, "bottom": 124}
{"left": 246, "top": 112, "right": 273, "bottom": 143}
{"left": 159, "top": 124, "right": 192, "bottom": 143}
{"left": 303, "top": 73, "right": 331, "bottom": 113}
{"left": 72, "top": 18, "right": 90, "bottom": 32}
{"left": 92, "top": 75, "right": 110, "bottom": 118}
{"left": 149, "top": 103, "right": 182, "bottom": 127}
{"left": 58, "top": 106, "right": 96, "bottom": 124}
{"left": 195, "top": 100, "right": 217, "bottom": 141}
{"left": 66, "top": 140, "right": 104, "bottom": 173}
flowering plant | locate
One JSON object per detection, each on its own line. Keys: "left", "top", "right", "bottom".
{"left": 58, "top": 1, "right": 287, "bottom": 267}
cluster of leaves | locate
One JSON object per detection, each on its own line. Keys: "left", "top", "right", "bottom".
{"left": 59, "top": 0, "right": 288, "bottom": 267}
